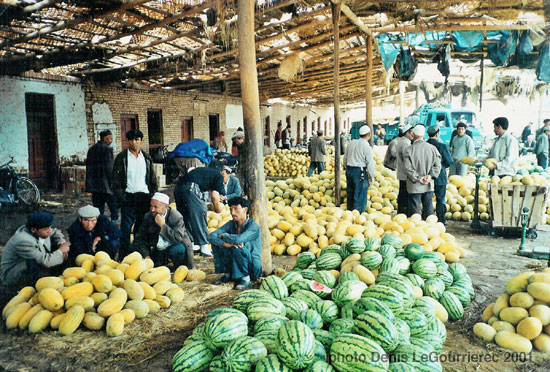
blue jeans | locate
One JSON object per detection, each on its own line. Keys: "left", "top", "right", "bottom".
{"left": 175, "top": 183, "right": 208, "bottom": 246}
{"left": 211, "top": 243, "right": 262, "bottom": 281}
{"left": 345, "top": 167, "right": 369, "bottom": 213}
{"left": 434, "top": 184, "right": 446, "bottom": 223}
{"left": 307, "top": 162, "right": 325, "bottom": 176}
{"left": 537, "top": 153, "right": 548, "bottom": 169}
{"left": 120, "top": 192, "right": 151, "bottom": 254}
{"left": 410, "top": 192, "right": 434, "bottom": 220}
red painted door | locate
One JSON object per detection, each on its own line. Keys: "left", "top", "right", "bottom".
{"left": 120, "top": 114, "right": 139, "bottom": 150}
{"left": 181, "top": 117, "right": 194, "bottom": 142}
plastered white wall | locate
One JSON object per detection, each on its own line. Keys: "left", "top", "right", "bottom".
{"left": 0, "top": 76, "right": 88, "bottom": 172}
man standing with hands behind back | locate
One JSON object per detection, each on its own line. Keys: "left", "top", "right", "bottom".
{"left": 344, "top": 125, "right": 375, "bottom": 213}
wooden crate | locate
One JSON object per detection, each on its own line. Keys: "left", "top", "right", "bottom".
{"left": 488, "top": 184, "right": 549, "bottom": 229}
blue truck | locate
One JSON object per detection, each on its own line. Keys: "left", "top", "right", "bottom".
{"left": 351, "top": 120, "right": 399, "bottom": 144}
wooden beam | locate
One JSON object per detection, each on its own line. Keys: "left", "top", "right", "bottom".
{"left": 238, "top": 0, "right": 272, "bottom": 275}
{"left": 373, "top": 23, "right": 532, "bottom": 33}
{"left": 22, "top": 0, "right": 60, "bottom": 13}
{"left": 332, "top": 2, "right": 342, "bottom": 207}
{"left": 366, "top": 35, "right": 373, "bottom": 143}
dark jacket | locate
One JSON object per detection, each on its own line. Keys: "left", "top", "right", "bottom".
{"left": 427, "top": 138, "right": 453, "bottom": 185}
{"left": 67, "top": 215, "right": 122, "bottom": 264}
{"left": 85, "top": 141, "right": 114, "bottom": 194}
{"left": 134, "top": 207, "right": 193, "bottom": 258}
{"left": 308, "top": 136, "right": 327, "bottom": 162}
{"left": 225, "top": 176, "right": 242, "bottom": 200}
{"left": 112, "top": 149, "right": 158, "bottom": 202}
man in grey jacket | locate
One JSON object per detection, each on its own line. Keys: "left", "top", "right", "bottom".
{"left": 1, "top": 212, "right": 70, "bottom": 290}
{"left": 535, "top": 127, "right": 550, "bottom": 169}
{"left": 344, "top": 125, "right": 375, "bottom": 213}
{"left": 395, "top": 124, "right": 414, "bottom": 216}
{"left": 307, "top": 130, "right": 327, "bottom": 176}
{"left": 449, "top": 122, "right": 475, "bottom": 176}
{"left": 404, "top": 125, "right": 442, "bottom": 220}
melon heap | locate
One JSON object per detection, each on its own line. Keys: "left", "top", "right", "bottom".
{"left": 172, "top": 237, "right": 474, "bottom": 372}
{"left": 473, "top": 269, "right": 550, "bottom": 353}
{"left": 264, "top": 147, "right": 338, "bottom": 178}
{"left": 2, "top": 251, "right": 205, "bottom": 336}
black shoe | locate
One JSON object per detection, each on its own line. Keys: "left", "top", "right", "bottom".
{"left": 215, "top": 274, "right": 231, "bottom": 285}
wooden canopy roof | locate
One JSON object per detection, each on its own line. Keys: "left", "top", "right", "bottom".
{"left": 0, "top": 0, "right": 548, "bottom": 105}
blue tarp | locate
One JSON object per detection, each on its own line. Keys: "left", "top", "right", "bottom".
{"left": 536, "top": 41, "right": 550, "bottom": 82}
{"left": 377, "top": 33, "right": 400, "bottom": 71}
{"left": 169, "top": 139, "right": 215, "bottom": 164}
{"left": 487, "top": 31, "right": 517, "bottom": 66}
{"left": 451, "top": 31, "right": 484, "bottom": 52}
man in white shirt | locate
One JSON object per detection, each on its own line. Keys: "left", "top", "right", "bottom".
{"left": 486, "top": 117, "right": 519, "bottom": 176}
{"left": 113, "top": 129, "right": 158, "bottom": 256}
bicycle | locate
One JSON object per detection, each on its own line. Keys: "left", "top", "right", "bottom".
{"left": 0, "top": 156, "right": 41, "bottom": 208}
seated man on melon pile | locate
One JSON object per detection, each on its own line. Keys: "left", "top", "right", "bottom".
{"left": 208, "top": 197, "right": 262, "bottom": 290}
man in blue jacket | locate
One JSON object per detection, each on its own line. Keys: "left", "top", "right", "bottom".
{"left": 67, "top": 205, "right": 121, "bottom": 264}
{"left": 427, "top": 125, "right": 453, "bottom": 224}
{"left": 208, "top": 197, "right": 262, "bottom": 290}
{"left": 220, "top": 166, "right": 242, "bottom": 201}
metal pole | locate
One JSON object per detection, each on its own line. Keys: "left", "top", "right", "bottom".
{"left": 238, "top": 0, "right": 272, "bottom": 274}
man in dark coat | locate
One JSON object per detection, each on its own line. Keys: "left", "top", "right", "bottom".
{"left": 427, "top": 125, "right": 453, "bottom": 224}
{"left": 86, "top": 130, "right": 118, "bottom": 220}
{"left": 307, "top": 130, "right": 327, "bottom": 176}
{"left": 67, "top": 205, "right": 121, "bottom": 264}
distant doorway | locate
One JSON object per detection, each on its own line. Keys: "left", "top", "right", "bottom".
{"left": 147, "top": 109, "right": 163, "bottom": 156}
{"left": 25, "top": 93, "right": 58, "bottom": 189}
{"left": 181, "top": 116, "right": 194, "bottom": 142}
{"left": 209, "top": 114, "right": 220, "bottom": 142}
{"left": 120, "top": 114, "right": 139, "bottom": 150}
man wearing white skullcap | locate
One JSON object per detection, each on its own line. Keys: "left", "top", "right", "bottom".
{"left": 67, "top": 204, "right": 122, "bottom": 264}
{"left": 403, "top": 125, "right": 442, "bottom": 220}
{"left": 134, "top": 192, "right": 194, "bottom": 268}
{"left": 343, "top": 125, "right": 375, "bottom": 213}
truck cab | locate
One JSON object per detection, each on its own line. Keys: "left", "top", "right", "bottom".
{"left": 407, "top": 104, "right": 484, "bottom": 149}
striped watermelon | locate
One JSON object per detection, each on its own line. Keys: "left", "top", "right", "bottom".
{"left": 255, "top": 330, "right": 278, "bottom": 354}
{"left": 281, "top": 272, "right": 303, "bottom": 288}
{"left": 409, "top": 337, "right": 435, "bottom": 355}
{"left": 397, "top": 308, "right": 428, "bottom": 337}
{"left": 389, "top": 362, "right": 416, "bottom": 372}
{"left": 328, "top": 318, "right": 355, "bottom": 336}
{"left": 338, "top": 271, "right": 360, "bottom": 283}
{"left": 301, "top": 269, "right": 317, "bottom": 280}
{"left": 354, "top": 310, "right": 399, "bottom": 352}
{"left": 172, "top": 340, "right": 214, "bottom": 372}
{"left": 305, "top": 360, "right": 335, "bottom": 372}
{"left": 297, "top": 309, "right": 323, "bottom": 330}
{"left": 184, "top": 322, "right": 205, "bottom": 345}
{"left": 312, "top": 300, "right": 339, "bottom": 324}
{"left": 434, "top": 259, "right": 449, "bottom": 274}
{"left": 427, "top": 316, "right": 447, "bottom": 343}
{"left": 233, "top": 289, "right": 273, "bottom": 313}
{"left": 395, "top": 248, "right": 406, "bottom": 258}
{"left": 447, "top": 286, "right": 471, "bottom": 307}
{"left": 254, "top": 315, "right": 289, "bottom": 334}
{"left": 290, "top": 290, "right": 322, "bottom": 307}
{"left": 360, "top": 251, "right": 383, "bottom": 270}
{"left": 352, "top": 297, "right": 395, "bottom": 320}
{"left": 315, "top": 253, "right": 343, "bottom": 270}
{"left": 379, "top": 257, "right": 401, "bottom": 274}
{"left": 396, "top": 257, "right": 411, "bottom": 275}
{"left": 295, "top": 252, "right": 317, "bottom": 269}
{"left": 312, "top": 328, "right": 335, "bottom": 348}
{"left": 203, "top": 313, "right": 249, "bottom": 351}
{"left": 276, "top": 320, "right": 316, "bottom": 370}
{"left": 310, "top": 281, "right": 332, "bottom": 299}
{"left": 332, "top": 280, "right": 367, "bottom": 307}
{"left": 364, "top": 237, "right": 381, "bottom": 251}
{"left": 255, "top": 354, "right": 292, "bottom": 372}
{"left": 313, "top": 270, "right": 337, "bottom": 288}
{"left": 340, "top": 301, "right": 355, "bottom": 319}
{"left": 417, "top": 329, "right": 444, "bottom": 353}
{"left": 209, "top": 355, "right": 224, "bottom": 372}
{"left": 421, "top": 252, "right": 442, "bottom": 262}
{"left": 452, "top": 278, "right": 475, "bottom": 299}
{"left": 378, "top": 244, "right": 397, "bottom": 260}
{"left": 423, "top": 278, "right": 445, "bottom": 300}
{"left": 314, "top": 340, "right": 327, "bottom": 361}
{"left": 404, "top": 243, "right": 424, "bottom": 261}
{"left": 375, "top": 271, "right": 410, "bottom": 284}
{"left": 394, "top": 344, "right": 443, "bottom": 372}
{"left": 290, "top": 279, "right": 313, "bottom": 293}
{"left": 412, "top": 259, "right": 438, "bottom": 279}
{"left": 413, "top": 297, "right": 436, "bottom": 322}
{"left": 221, "top": 336, "right": 267, "bottom": 372}
{"left": 381, "top": 234, "right": 403, "bottom": 249}
{"left": 247, "top": 297, "right": 286, "bottom": 322}
{"left": 362, "top": 284, "right": 404, "bottom": 315}
{"left": 436, "top": 270, "right": 454, "bottom": 289}
{"left": 343, "top": 238, "right": 365, "bottom": 254}
{"left": 448, "top": 262, "right": 467, "bottom": 281}
{"left": 320, "top": 245, "right": 342, "bottom": 256}
{"left": 439, "top": 291, "right": 464, "bottom": 320}
{"left": 376, "top": 277, "right": 415, "bottom": 309}
{"left": 330, "top": 334, "right": 389, "bottom": 372}
{"left": 405, "top": 273, "right": 424, "bottom": 288}
{"left": 392, "top": 317, "right": 411, "bottom": 344}
{"left": 206, "top": 307, "right": 247, "bottom": 323}
{"left": 281, "top": 297, "right": 309, "bottom": 319}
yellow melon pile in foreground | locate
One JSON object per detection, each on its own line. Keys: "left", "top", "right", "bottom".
{"left": 2, "top": 251, "right": 204, "bottom": 336}
{"left": 473, "top": 269, "right": 550, "bottom": 353}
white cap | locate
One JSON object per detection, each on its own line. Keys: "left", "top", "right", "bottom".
{"left": 359, "top": 125, "right": 371, "bottom": 136}
{"left": 232, "top": 130, "right": 244, "bottom": 139}
{"left": 152, "top": 192, "right": 170, "bottom": 205}
{"left": 78, "top": 205, "right": 100, "bottom": 218}
{"left": 412, "top": 125, "right": 426, "bottom": 137}
{"left": 223, "top": 165, "right": 232, "bottom": 173}
{"left": 400, "top": 123, "right": 412, "bottom": 133}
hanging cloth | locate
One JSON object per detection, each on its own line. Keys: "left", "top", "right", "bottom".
{"left": 536, "top": 41, "right": 550, "bottom": 83}
{"left": 397, "top": 48, "right": 418, "bottom": 81}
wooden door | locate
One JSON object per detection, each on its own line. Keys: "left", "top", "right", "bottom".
{"left": 120, "top": 114, "right": 139, "bottom": 150}
{"left": 209, "top": 114, "right": 219, "bottom": 142}
{"left": 181, "top": 116, "right": 194, "bottom": 142}
{"left": 25, "top": 93, "right": 57, "bottom": 189}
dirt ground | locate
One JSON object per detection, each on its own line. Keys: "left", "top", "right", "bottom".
{"left": 1, "top": 191, "right": 550, "bottom": 371}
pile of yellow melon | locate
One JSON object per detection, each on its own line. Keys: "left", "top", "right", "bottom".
{"left": 473, "top": 269, "right": 550, "bottom": 353}
{"left": 445, "top": 175, "right": 490, "bottom": 222}
{"left": 2, "top": 251, "right": 204, "bottom": 336}
{"left": 264, "top": 146, "right": 339, "bottom": 178}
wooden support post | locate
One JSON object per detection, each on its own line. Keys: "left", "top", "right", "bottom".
{"left": 366, "top": 35, "right": 373, "bottom": 145}
{"left": 416, "top": 84, "right": 421, "bottom": 108}
{"left": 238, "top": 0, "right": 272, "bottom": 275}
{"left": 479, "top": 58, "right": 484, "bottom": 112}
{"left": 332, "top": 1, "right": 342, "bottom": 207}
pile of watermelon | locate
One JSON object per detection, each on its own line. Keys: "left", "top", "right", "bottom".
{"left": 172, "top": 233, "right": 475, "bottom": 372}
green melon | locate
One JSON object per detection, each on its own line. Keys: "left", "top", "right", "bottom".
{"left": 404, "top": 243, "right": 424, "bottom": 261}
{"left": 276, "top": 320, "right": 316, "bottom": 370}
{"left": 221, "top": 336, "right": 267, "bottom": 372}
{"left": 172, "top": 340, "right": 214, "bottom": 372}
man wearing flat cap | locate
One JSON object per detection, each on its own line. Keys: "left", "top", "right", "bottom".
{"left": 67, "top": 205, "right": 122, "bottom": 265}
{"left": 343, "top": 125, "right": 375, "bottom": 213}
{"left": 86, "top": 129, "right": 118, "bottom": 221}
{"left": 135, "top": 192, "right": 194, "bottom": 268}
{"left": 486, "top": 117, "right": 519, "bottom": 176}
{"left": 1, "top": 212, "right": 70, "bottom": 290}
{"left": 403, "top": 125, "right": 442, "bottom": 220}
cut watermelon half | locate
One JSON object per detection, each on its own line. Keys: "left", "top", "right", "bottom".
{"left": 310, "top": 281, "right": 332, "bottom": 294}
